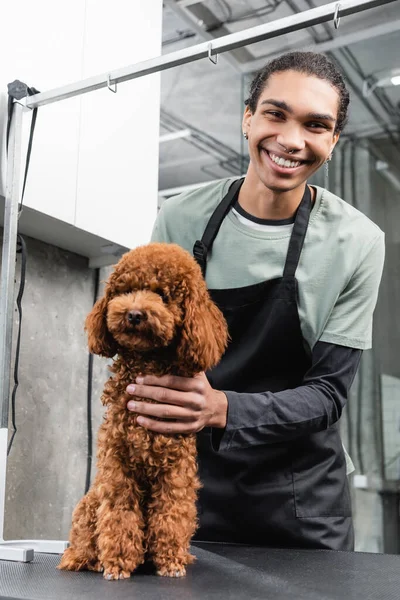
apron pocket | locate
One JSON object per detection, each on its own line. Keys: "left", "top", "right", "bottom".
{"left": 292, "top": 430, "right": 352, "bottom": 518}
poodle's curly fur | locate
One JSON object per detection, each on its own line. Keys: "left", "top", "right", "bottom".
{"left": 58, "top": 243, "right": 228, "bottom": 580}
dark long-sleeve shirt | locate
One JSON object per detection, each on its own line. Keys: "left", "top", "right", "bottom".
{"left": 212, "top": 341, "right": 362, "bottom": 452}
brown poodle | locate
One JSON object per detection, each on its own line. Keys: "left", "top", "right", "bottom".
{"left": 58, "top": 242, "right": 228, "bottom": 580}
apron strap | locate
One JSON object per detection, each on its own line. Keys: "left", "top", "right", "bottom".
{"left": 282, "top": 185, "right": 312, "bottom": 279}
{"left": 193, "top": 178, "right": 244, "bottom": 276}
{"left": 194, "top": 179, "right": 312, "bottom": 280}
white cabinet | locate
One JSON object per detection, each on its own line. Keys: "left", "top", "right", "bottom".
{"left": 0, "top": 0, "right": 162, "bottom": 262}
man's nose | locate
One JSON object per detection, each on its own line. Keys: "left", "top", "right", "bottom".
{"left": 276, "top": 126, "right": 306, "bottom": 153}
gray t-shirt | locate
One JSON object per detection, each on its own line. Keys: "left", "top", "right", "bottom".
{"left": 152, "top": 177, "right": 385, "bottom": 351}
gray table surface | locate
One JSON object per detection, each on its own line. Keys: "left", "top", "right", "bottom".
{"left": 0, "top": 542, "right": 399, "bottom": 600}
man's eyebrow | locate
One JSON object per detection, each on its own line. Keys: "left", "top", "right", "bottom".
{"left": 260, "top": 99, "right": 292, "bottom": 112}
{"left": 306, "top": 112, "right": 336, "bottom": 123}
{"left": 260, "top": 99, "right": 336, "bottom": 123}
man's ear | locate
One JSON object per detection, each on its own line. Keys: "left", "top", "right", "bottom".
{"left": 242, "top": 105, "right": 252, "bottom": 137}
{"left": 331, "top": 132, "right": 340, "bottom": 153}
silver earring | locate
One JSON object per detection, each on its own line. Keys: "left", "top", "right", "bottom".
{"left": 243, "top": 131, "right": 248, "bottom": 139}
{"left": 324, "top": 158, "right": 330, "bottom": 188}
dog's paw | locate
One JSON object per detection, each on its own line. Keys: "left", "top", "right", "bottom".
{"left": 87, "top": 561, "right": 104, "bottom": 573}
{"left": 156, "top": 564, "right": 186, "bottom": 578}
{"left": 185, "top": 552, "right": 196, "bottom": 565}
{"left": 103, "top": 567, "right": 131, "bottom": 581}
{"left": 57, "top": 547, "right": 88, "bottom": 571}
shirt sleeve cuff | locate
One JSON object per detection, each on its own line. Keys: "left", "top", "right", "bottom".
{"left": 210, "top": 390, "right": 239, "bottom": 452}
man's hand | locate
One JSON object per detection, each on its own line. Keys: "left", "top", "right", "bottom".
{"left": 126, "top": 372, "right": 227, "bottom": 434}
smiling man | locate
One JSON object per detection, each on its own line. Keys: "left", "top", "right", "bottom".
{"left": 127, "top": 52, "right": 385, "bottom": 551}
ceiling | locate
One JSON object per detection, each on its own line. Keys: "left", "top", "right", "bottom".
{"left": 158, "top": 0, "right": 400, "bottom": 196}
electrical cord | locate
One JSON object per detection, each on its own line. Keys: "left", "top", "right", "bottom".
{"left": 7, "top": 235, "right": 27, "bottom": 456}
{"left": 6, "top": 82, "right": 39, "bottom": 455}
{"left": 85, "top": 268, "right": 100, "bottom": 494}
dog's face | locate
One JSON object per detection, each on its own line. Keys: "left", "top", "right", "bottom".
{"left": 105, "top": 267, "right": 185, "bottom": 353}
{"left": 85, "top": 243, "right": 228, "bottom": 373}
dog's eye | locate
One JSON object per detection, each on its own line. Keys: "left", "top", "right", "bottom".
{"left": 154, "top": 288, "right": 168, "bottom": 303}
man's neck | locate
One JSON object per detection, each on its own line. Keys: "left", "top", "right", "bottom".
{"left": 238, "top": 168, "right": 310, "bottom": 220}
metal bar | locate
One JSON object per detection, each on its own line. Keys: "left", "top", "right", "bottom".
{"left": 241, "top": 18, "right": 400, "bottom": 74}
{"left": 176, "top": 0, "right": 208, "bottom": 7}
{"left": 163, "top": 0, "right": 246, "bottom": 72}
{"left": 0, "top": 102, "right": 24, "bottom": 429}
{"left": 25, "top": 0, "right": 396, "bottom": 110}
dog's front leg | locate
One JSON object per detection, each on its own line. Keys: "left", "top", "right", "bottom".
{"left": 147, "top": 451, "right": 200, "bottom": 577}
{"left": 95, "top": 459, "right": 146, "bottom": 580}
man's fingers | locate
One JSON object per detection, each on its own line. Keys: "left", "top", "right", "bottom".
{"left": 127, "top": 400, "right": 193, "bottom": 421}
{"left": 134, "top": 373, "right": 205, "bottom": 393}
{"left": 135, "top": 416, "right": 199, "bottom": 435}
{"left": 126, "top": 384, "right": 202, "bottom": 410}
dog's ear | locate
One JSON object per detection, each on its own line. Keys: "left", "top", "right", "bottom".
{"left": 177, "top": 279, "right": 228, "bottom": 373}
{"left": 85, "top": 296, "right": 118, "bottom": 358}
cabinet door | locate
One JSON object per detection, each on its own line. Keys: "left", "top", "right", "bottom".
{"left": 0, "top": 0, "right": 85, "bottom": 225}
{"left": 74, "top": 0, "right": 162, "bottom": 250}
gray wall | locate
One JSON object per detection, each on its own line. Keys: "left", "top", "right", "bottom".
{"left": 1, "top": 232, "right": 110, "bottom": 541}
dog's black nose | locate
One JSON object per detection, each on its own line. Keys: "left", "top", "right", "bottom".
{"left": 127, "top": 310, "right": 145, "bottom": 326}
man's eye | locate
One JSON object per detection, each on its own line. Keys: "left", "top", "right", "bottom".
{"left": 264, "top": 110, "right": 284, "bottom": 118}
{"left": 154, "top": 288, "right": 168, "bottom": 303}
{"left": 308, "top": 122, "right": 327, "bottom": 129}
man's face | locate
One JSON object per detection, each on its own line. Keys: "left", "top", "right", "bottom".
{"left": 242, "top": 70, "right": 340, "bottom": 192}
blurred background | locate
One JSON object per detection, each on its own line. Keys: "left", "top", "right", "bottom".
{"left": 0, "top": 0, "right": 399, "bottom": 555}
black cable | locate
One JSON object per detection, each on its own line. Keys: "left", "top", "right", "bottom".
{"left": 6, "top": 81, "right": 39, "bottom": 455}
{"left": 7, "top": 235, "right": 27, "bottom": 456}
{"left": 7, "top": 81, "right": 40, "bottom": 216}
{"left": 85, "top": 268, "right": 100, "bottom": 494}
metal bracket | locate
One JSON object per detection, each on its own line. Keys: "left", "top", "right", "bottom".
{"left": 208, "top": 43, "right": 218, "bottom": 65}
{"left": 13, "top": 99, "right": 33, "bottom": 110}
{"left": 107, "top": 74, "right": 117, "bottom": 93}
{"left": 7, "top": 81, "right": 35, "bottom": 110}
{"left": 333, "top": 3, "right": 341, "bottom": 29}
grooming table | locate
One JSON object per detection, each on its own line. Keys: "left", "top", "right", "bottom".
{"left": 0, "top": 542, "right": 398, "bottom": 600}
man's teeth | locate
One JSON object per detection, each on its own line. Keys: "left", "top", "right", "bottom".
{"left": 268, "top": 152, "right": 301, "bottom": 169}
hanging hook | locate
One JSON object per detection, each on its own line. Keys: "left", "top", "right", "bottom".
{"left": 107, "top": 74, "right": 117, "bottom": 93}
{"left": 333, "top": 3, "right": 340, "bottom": 29}
{"left": 208, "top": 43, "right": 218, "bottom": 65}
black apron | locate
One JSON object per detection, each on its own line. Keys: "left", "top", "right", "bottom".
{"left": 193, "top": 178, "right": 354, "bottom": 551}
